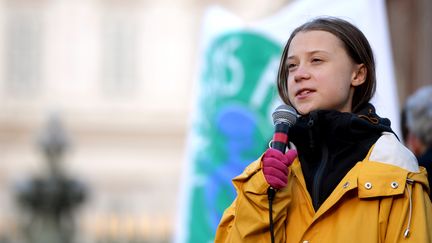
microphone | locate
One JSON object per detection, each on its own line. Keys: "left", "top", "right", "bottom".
{"left": 271, "top": 104, "right": 298, "bottom": 153}
{"left": 268, "top": 104, "right": 297, "bottom": 243}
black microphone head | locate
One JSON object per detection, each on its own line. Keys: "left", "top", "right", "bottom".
{"left": 272, "top": 104, "right": 298, "bottom": 126}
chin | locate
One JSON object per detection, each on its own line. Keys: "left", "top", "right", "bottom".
{"left": 295, "top": 105, "right": 316, "bottom": 115}
{"left": 296, "top": 109, "right": 312, "bottom": 116}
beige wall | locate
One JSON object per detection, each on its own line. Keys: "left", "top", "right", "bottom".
{"left": 0, "top": 0, "right": 200, "bottom": 241}
{"left": 387, "top": 0, "right": 432, "bottom": 105}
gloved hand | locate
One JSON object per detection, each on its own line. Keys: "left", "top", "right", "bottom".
{"left": 262, "top": 148, "right": 297, "bottom": 189}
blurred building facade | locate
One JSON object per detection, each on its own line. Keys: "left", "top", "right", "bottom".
{"left": 0, "top": 0, "right": 201, "bottom": 241}
{"left": 387, "top": 0, "right": 432, "bottom": 104}
{"left": 0, "top": 0, "right": 430, "bottom": 242}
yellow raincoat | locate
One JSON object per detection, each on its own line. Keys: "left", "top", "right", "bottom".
{"left": 215, "top": 133, "right": 432, "bottom": 243}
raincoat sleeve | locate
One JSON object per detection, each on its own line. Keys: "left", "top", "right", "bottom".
{"left": 214, "top": 156, "right": 292, "bottom": 242}
{"left": 382, "top": 168, "right": 432, "bottom": 243}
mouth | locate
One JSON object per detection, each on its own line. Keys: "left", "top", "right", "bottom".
{"left": 295, "top": 88, "right": 315, "bottom": 97}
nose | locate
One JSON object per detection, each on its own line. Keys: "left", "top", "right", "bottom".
{"left": 293, "top": 65, "right": 311, "bottom": 82}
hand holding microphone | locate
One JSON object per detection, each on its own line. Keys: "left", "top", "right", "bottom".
{"left": 263, "top": 104, "right": 298, "bottom": 189}
{"left": 263, "top": 148, "right": 297, "bottom": 189}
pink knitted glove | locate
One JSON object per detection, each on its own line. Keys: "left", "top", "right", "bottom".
{"left": 262, "top": 148, "right": 298, "bottom": 189}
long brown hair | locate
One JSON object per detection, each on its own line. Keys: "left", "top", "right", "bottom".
{"left": 277, "top": 17, "right": 376, "bottom": 113}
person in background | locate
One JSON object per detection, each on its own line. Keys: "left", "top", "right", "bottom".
{"left": 404, "top": 85, "right": 432, "bottom": 192}
{"left": 215, "top": 17, "right": 432, "bottom": 243}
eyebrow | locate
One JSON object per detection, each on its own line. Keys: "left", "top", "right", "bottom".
{"left": 287, "top": 50, "right": 330, "bottom": 60}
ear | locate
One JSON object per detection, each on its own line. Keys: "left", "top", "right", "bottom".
{"left": 351, "top": 64, "right": 367, "bottom": 87}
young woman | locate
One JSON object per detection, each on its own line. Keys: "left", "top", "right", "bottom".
{"left": 215, "top": 17, "right": 432, "bottom": 243}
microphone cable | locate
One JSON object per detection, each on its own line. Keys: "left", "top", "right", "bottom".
{"left": 267, "top": 187, "right": 276, "bottom": 243}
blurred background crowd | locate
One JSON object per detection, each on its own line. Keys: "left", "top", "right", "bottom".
{"left": 0, "top": 0, "right": 430, "bottom": 242}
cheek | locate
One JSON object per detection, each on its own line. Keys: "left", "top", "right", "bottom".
{"left": 286, "top": 79, "right": 296, "bottom": 101}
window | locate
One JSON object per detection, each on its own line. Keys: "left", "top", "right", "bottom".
{"left": 5, "top": 7, "right": 43, "bottom": 96}
{"left": 101, "top": 9, "right": 139, "bottom": 96}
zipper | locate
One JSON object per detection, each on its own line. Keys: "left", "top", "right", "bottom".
{"left": 312, "top": 143, "right": 328, "bottom": 210}
{"left": 307, "top": 113, "right": 329, "bottom": 211}
{"left": 307, "top": 116, "right": 316, "bottom": 150}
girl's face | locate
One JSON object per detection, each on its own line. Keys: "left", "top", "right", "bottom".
{"left": 286, "top": 30, "right": 366, "bottom": 115}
